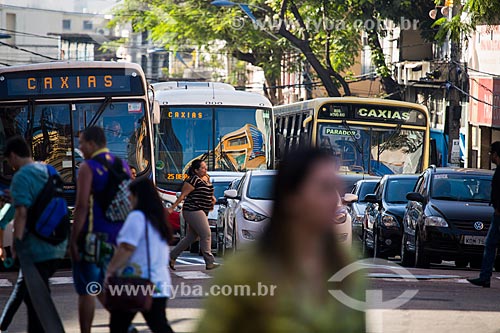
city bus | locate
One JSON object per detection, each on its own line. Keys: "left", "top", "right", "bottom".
{"left": 274, "top": 97, "right": 430, "bottom": 175}
{"left": 152, "top": 81, "right": 273, "bottom": 202}
{"left": 0, "top": 61, "right": 156, "bottom": 205}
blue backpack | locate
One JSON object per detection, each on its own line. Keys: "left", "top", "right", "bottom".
{"left": 27, "top": 165, "right": 70, "bottom": 245}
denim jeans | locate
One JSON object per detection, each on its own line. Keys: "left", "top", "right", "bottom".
{"left": 24, "top": 259, "right": 61, "bottom": 333}
{"left": 0, "top": 270, "right": 25, "bottom": 330}
{"left": 479, "top": 214, "right": 500, "bottom": 281}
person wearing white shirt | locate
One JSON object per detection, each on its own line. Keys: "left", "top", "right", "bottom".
{"left": 106, "top": 178, "right": 174, "bottom": 333}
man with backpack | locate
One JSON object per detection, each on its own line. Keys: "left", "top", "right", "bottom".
{"left": 4, "top": 136, "right": 69, "bottom": 333}
{"left": 70, "top": 126, "right": 131, "bottom": 333}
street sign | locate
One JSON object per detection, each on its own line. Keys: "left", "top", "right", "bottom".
{"left": 451, "top": 139, "right": 460, "bottom": 165}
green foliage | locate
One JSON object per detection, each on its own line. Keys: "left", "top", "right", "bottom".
{"left": 433, "top": 0, "right": 500, "bottom": 44}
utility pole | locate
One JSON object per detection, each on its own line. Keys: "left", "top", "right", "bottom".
{"left": 447, "top": 0, "right": 462, "bottom": 167}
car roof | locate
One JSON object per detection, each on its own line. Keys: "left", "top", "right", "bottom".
{"left": 209, "top": 171, "right": 244, "bottom": 177}
{"left": 382, "top": 174, "right": 419, "bottom": 179}
{"left": 429, "top": 167, "right": 494, "bottom": 176}
{"left": 211, "top": 177, "right": 241, "bottom": 183}
{"left": 355, "top": 179, "right": 380, "bottom": 185}
{"left": 247, "top": 170, "right": 278, "bottom": 176}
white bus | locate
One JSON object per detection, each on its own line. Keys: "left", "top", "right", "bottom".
{"left": 152, "top": 81, "right": 273, "bottom": 201}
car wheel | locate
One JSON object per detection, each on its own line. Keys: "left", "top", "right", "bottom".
{"left": 414, "top": 232, "right": 430, "bottom": 268}
{"left": 494, "top": 258, "right": 500, "bottom": 272}
{"left": 216, "top": 227, "right": 225, "bottom": 257}
{"left": 400, "top": 233, "right": 415, "bottom": 267}
{"left": 455, "top": 258, "right": 468, "bottom": 269}
{"left": 231, "top": 220, "right": 237, "bottom": 253}
{"left": 373, "top": 229, "right": 386, "bottom": 259}
{"left": 361, "top": 228, "right": 373, "bottom": 258}
{"left": 470, "top": 257, "right": 482, "bottom": 269}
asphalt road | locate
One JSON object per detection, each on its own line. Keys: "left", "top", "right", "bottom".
{"left": 1, "top": 254, "right": 500, "bottom": 333}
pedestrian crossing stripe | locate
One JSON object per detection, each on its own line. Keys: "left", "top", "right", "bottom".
{"left": 174, "top": 271, "right": 212, "bottom": 279}
{"left": 0, "top": 278, "right": 13, "bottom": 287}
{"left": 49, "top": 277, "right": 74, "bottom": 285}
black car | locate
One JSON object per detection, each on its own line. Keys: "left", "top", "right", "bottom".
{"left": 401, "top": 167, "right": 496, "bottom": 268}
{"left": 348, "top": 179, "right": 380, "bottom": 243}
{"left": 362, "top": 175, "right": 418, "bottom": 258}
{"left": 338, "top": 174, "right": 381, "bottom": 194}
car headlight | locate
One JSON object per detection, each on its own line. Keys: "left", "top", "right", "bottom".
{"left": 381, "top": 214, "right": 399, "bottom": 227}
{"left": 334, "top": 207, "right": 347, "bottom": 224}
{"left": 164, "top": 201, "right": 182, "bottom": 213}
{"left": 424, "top": 216, "right": 448, "bottom": 227}
{"left": 242, "top": 207, "right": 267, "bottom": 222}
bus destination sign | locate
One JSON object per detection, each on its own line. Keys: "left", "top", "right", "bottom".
{"left": 8, "top": 75, "right": 129, "bottom": 96}
{"left": 319, "top": 103, "right": 427, "bottom": 126}
{"left": 0, "top": 69, "right": 144, "bottom": 99}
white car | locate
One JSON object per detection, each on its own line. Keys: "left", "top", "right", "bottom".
{"left": 223, "top": 170, "right": 276, "bottom": 251}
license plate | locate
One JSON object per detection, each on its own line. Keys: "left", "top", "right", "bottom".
{"left": 463, "top": 235, "right": 485, "bottom": 246}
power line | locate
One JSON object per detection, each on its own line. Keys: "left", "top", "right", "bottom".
{"left": 450, "top": 82, "right": 500, "bottom": 109}
{"left": 0, "top": 41, "right": 58, "bottom": 61}
{"left": 0, "top": 28, "right": 59, "bottom": 40}
{"left": 453, "top": 61, "right": 500, "bottom": 78}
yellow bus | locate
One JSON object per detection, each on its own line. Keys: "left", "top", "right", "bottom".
{"left": 274, "top": 97, "right": 430, "bottom": 175}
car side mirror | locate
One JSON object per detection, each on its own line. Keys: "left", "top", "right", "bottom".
{"left": 152, "top": 100, "right": 161, "bottom": 124}
{"left": 216, "top": 197, "right": 228, "bottom": 205}
{"left": 224, "top": 189, "right": 239, "bottom": 199}
{"left": 364, "top": 194, "right": 379, "bottom": 203}
{"left": 406, "top": 192, "right": 425, "bottom": 203}
{"left": 343, "top": 193, "right": 358, "bottom": 204}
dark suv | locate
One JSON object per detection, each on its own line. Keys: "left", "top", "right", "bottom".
{"left": 401, "top": 167, "right": 496, "bottom": 268}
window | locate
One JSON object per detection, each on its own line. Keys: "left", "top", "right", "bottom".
{"left": 62, "top": 19, "right": 71, "bottom": 30}
{"left": 83, "top": 20, "right": 93, "bottom": 30}
{"left": 6, "top": 13, "right": 16, "bottom": 44}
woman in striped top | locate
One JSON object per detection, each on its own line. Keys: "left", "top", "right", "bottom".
{"left": 168, "top": 160, "right": 218, "bottom": 270}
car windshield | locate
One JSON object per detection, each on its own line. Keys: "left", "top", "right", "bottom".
{"left": 431, "top": 174, "right": 492, "bottom": 202}
{"left": 358, "top": 182, "right": 379, "bottom": 202}
{"left": 247, "top": 175, "right": 275, "bottom": 200}
{"left": 213, "top": 181, "right": 232, "bottom": 199}
{"left": 385, "top": 178, "right": 417, "bottom": 204}
{"left": 317, "top": 123, "right": 425, "bottom": 175}
{"left": 155, "top": 106, "right": 273, "bottom": 188}
{"left": 0, "top": 101, "right": 150, "bottom": 183}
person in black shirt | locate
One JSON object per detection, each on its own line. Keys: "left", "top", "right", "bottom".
{"left": 168, "top": 159, "right": 218, "bottom": 270}
{"left": 468, "top": 141, "right": 500, "bottom": 288}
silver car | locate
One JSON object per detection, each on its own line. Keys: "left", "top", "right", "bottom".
{"left": 223, "top": 170, "right": 276, "bottom": 251}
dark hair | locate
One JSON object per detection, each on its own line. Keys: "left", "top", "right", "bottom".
{"left": 259, "top": 148, "right": 348, "bottom": 274}
{"left": 187, "top": 159, "right": 204, "bottom": 177}
{"left": 4, "top": 136, "right": 31, "bottom": 158}
{"left": 129, "top": 177, "right": 173, "bottom": 243}
{"left": 81, "top": 126, "right": 107, "bottom": 147}
{"left": 491, "top": 142, "right": 500, "bottom": 156}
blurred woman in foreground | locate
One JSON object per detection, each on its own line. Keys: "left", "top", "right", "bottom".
{"left": 197, "top": 148, "right": 365, "bottom": 333}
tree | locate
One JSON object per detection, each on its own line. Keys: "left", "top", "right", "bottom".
{"left": 110, "top": 0, "right": 437, "bottom": 100}
{"left": 110, "top": 0, "right": 291, "bottom": 104}
{"left": 433, "top": 0, "right": 500, "bottom": 44}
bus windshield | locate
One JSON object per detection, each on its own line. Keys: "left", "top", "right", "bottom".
{"left": 317, "top": 123, "right": 424, "bottom": 175}
{"left": 0, "top": 100, "right": 150, "bottom": 183}
{"left": 155, "top": 106, "right": 273, "bottom": 188}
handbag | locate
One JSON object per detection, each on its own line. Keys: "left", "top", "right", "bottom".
{"left": 105, "top": 215, "right": 154, "bottom": 312}
{"left": 82, "top": 196, "right": 114, "bottom": 265}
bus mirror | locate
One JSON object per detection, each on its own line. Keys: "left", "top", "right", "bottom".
{"left": 152, "top": 101, "right": 161, "bottom": 124}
